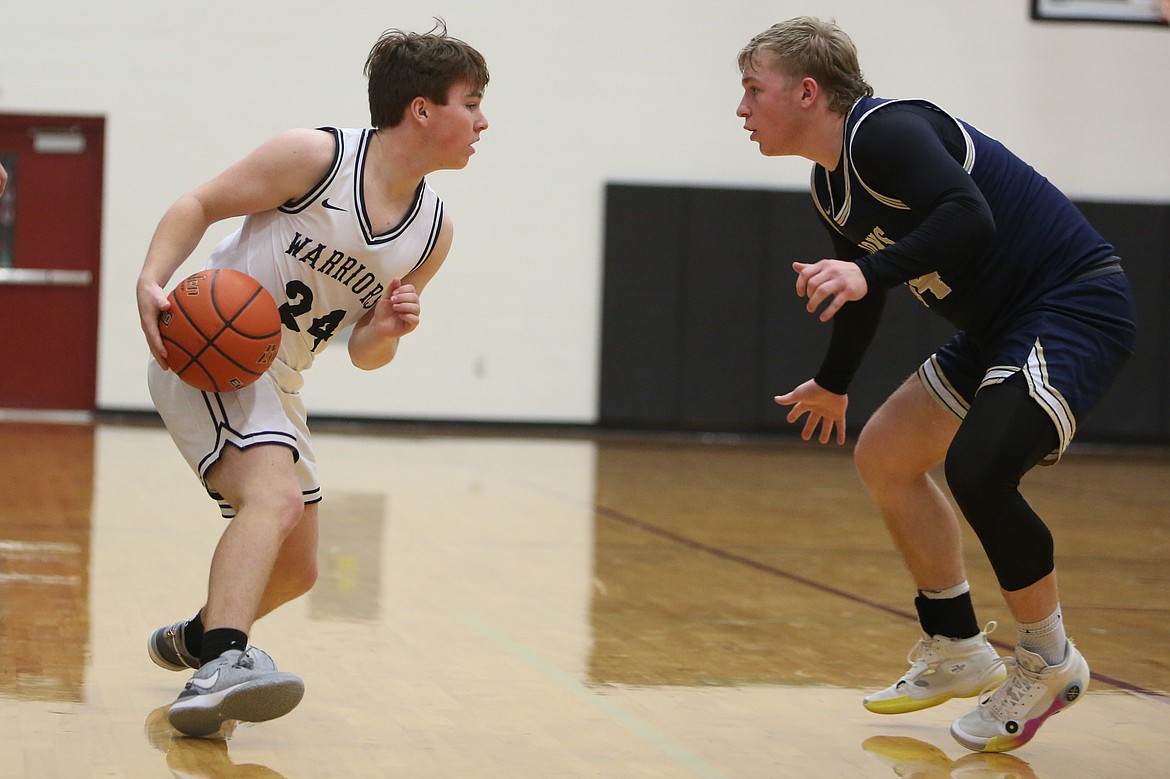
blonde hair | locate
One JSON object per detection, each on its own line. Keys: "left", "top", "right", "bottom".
{"left": 738, "top": 17, "right": 872, "bottom": 114}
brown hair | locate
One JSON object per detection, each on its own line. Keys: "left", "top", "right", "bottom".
{"left": 365, "top": 18, "right": 490, "bottom": 129}
{"left": 738, "top": 16, "right": 872, "bottom": 114}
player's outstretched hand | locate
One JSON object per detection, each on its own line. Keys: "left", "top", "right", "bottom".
{"left": 793, "top": 260, "right": 868, "bottom": 322}
{"left": 775, "top": 378, "right": 848, "bottom": 445}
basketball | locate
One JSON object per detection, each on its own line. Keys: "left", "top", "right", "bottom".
{"left": 159, "top": 269, "right": 282, "bottom": 392}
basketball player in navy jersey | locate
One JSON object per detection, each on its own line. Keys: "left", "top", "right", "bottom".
{"left": 737, "top": 18, "right": 1135, "bottom": 752}
{"left": 135, "top": 21, "right": 489, "bottom": 737}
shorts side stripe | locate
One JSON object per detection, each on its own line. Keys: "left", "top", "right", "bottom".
{"left": 194, "top": 390, "right": 298, "bottom": 481}
{"left": 917, "top": 356, "right": 969, "bottom": 419}
{"left": 1022, "top": 339, "right": 1076, "bottom": 454}
{"left": 979, "top": 366, "right": 1018, "bottom": 389}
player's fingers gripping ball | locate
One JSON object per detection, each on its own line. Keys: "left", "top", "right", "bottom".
{"left": 158, "top": 269, "right": 282, "bottom": 392}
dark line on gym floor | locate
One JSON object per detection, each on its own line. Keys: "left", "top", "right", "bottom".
{"left": 594, "top": 502, "right": 1168, "bottom": 702}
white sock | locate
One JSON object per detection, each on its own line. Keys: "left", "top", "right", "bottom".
{"left": 919, "top": 581, "right": 971, "bottom": 600}
{"left": 1018, "top": 606, "right": 1068, "bottom": 666}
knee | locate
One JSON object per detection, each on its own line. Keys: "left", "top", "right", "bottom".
{"left": 854, "top": 417, "right": 906, "bottom": 493}
{"left": 246, "top": 486, "right": 306, "bottom": 537}
{"left": 214, "top": 476, "right": 305, "bottom": 536}
{"left": 274, "top": 491, "right": 308, "bottom": 537}
{"left": 853, "top": 425, "right": 884, "bottom": 488}
{"left": 943, "top": 442, "right": 1011, "bottom": 510}
{"left": 944, "top": 440, "right": 1054, "bottom": 590}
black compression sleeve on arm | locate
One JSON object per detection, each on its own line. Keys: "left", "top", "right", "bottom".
{"left": 814, "top": 286, "right": 887, "bottom": 395}
{"left": 849, "top": 106, "right": 996, "bottom": 289}
{"left": 803, "top": 221, "right": 882, "bottom": 395}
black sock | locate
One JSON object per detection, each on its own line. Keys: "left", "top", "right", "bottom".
{"left": 183, "top": 611, "right": 205, "bottom": 657}
{"left": 915, "top": 592, "right": 980, "bottom": 639}
{"left": 199, "top": 628, "right": 248, "bottom": 665}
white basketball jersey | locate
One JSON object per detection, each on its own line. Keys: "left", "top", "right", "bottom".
{"left": 207, "top": 127, "right": 444, "bottom": 373}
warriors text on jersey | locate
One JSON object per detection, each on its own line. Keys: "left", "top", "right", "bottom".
{"left": 208, "top": 126, "right": 444, "bottom": 373}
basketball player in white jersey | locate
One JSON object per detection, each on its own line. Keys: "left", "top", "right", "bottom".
{"left": 135, "top": 21, "right": 489, "bottom": 737}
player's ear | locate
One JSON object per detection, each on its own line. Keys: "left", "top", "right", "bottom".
{"left": 410, "top": 96, "right": 429, "bottom": 122}
{"left": 799, "top": 77, "right": 819, "bottom": 106}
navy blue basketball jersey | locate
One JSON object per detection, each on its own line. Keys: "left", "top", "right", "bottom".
{"left": 811, "top": 97, "right": 1115, "bottom": 336}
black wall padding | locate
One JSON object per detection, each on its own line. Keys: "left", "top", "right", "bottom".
{"left": 600, "top": 183, "right": 1170, "bottom": 445}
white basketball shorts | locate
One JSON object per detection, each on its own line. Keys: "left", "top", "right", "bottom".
{"left": 147, "top": 357, "right": 322, "bottom": 518}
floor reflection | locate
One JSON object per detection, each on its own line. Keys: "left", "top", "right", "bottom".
{"left": 862, "top": 735, "right": 1038, "bottom": 778}
{"left": 0, "top": 422, "right": 1164, "bottom": 777}
{"left": 0, "top": 423, "right": 92, "bottom": 702}
{"left": 310, "top": 491, "right": 386, "bottom": 622}
{"left": 587, "top": 438, "right": 1170, "bottom": 696}
{"left": 588, "top": 438, "right": 910, "bottom": 688}
{"left": 145, "top": 706, "right": 289, "bottom": 778}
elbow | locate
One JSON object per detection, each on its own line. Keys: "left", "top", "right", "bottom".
{"left": 973, "top": 207, "right": 996, "bottom": 248}
{"left": 959, "top": 194, "right": 996, "bottom": 249}
{"left": 348, "top": 348, "right": 390, "bottom": 371}
{"left": 347, "top": 338, "right": 399, "bottom": 371}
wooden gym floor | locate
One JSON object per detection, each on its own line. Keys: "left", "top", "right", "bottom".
{"left": 0, "top": 418, "right": 1167, "bottom": 778}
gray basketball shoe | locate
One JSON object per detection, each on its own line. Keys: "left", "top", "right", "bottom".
{"left": 167, "top": 647, "right": 304, "bottom": 737}
{"left": 148, "top": 620, "right": 201, "bottom": 671}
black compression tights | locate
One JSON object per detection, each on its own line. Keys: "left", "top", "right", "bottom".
{"left": 943, "top": 372, "right": 1061, "bottom": 592}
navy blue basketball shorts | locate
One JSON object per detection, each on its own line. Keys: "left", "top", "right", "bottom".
{"left": 918, "top": 270, "right": 1136, "bottom": 464}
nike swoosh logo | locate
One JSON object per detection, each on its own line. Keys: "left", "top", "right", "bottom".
{"left": 322, "top": 198, "right": 346, "bottom": 211}
{"left": 189, "top": 670, "right": 220, "bottom": 690}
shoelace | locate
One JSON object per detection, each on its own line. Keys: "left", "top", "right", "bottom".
{"left": 905, "top": 620, "right": 999, "bottom": 669}
{"left": 981, "top": 656, "right": 1044, "bottom": 719}
{"left": 905, "top": 640, "right": 936, "bottom": 668}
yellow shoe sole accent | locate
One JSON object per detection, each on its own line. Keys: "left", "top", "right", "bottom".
{"left": 863, "top": 671, "right": 1007, "bottom": 715}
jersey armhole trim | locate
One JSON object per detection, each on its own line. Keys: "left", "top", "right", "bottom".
{"left": 279, "top": 127, "right": 344, "bottom": 214}
{"left": 409, "top": 200, "right": 444, "bottom": 275}
{"left": 848, "top": 100, "right": 976, "bottom": 211}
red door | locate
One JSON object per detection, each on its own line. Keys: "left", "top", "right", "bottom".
{"left": 0, "top": 114, "right": 104, "bottom": 411}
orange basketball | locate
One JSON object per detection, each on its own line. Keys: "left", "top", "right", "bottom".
{"left": 159, "top": 269, "right": 282, "bottom": 393}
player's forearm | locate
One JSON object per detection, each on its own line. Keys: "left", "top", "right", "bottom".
{"left": 139, "top": 194, "right": 215, "bottom": 286}
{"left": 347, "top": 327, "right": 400, "bottom": 370}
{"left": 813, "top": 287, "right": 887, "bottom": 394}
{"left": 856, "top": 192, "right": 994, "bottom": 290}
